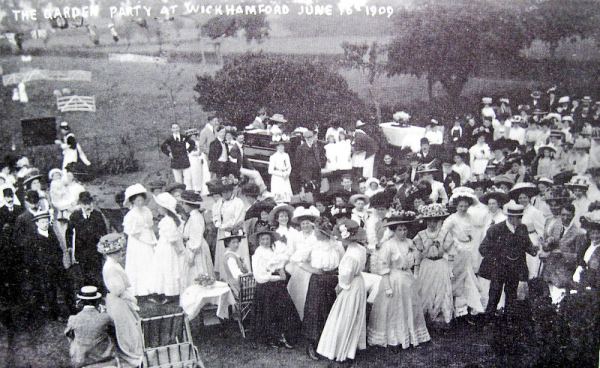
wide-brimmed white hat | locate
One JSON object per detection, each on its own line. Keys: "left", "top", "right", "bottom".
{"left": 154, "top": 192, "right": 178, "bottom": 214}
{"left": 123, "top": 183, "right": 147, "bottom": 206}
{"left": 291, "top": 206, "right": 320, "bottom": 223}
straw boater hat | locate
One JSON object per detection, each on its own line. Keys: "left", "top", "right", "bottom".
{"left": 31, "top": 211, "right": 51, "bottom": 222}
{"left": 384, "top": 209, "right": 417, "bottom": 227}
{"left": 544, "top": 185, "right": 573, "bottom": 204}
{"left": 23, "top": 170, "right": 42, "bottom": 187}
{"left": 503, "top": 200, "right": 524, "bottom": 217}
{"left": 565, "top": 175, "right": 590, "bottom": 190}
{"left": 417, "top": 203, "right": 450, "bottom": 220}
{"left": 535, "top": 177, "right": 554, "bottom": 187}
{"left": 349, "top": 193, "right": 370, "bottom": 206}
{"left": 249, "top": 228, "right": 281, "bottom": 245}
{"left": 268, "top": 204, "right": 295, "bottom": 225}
{"left": 97, "top": 233, "right": 127, "bottom": 254}
{"left": 291, "top": 206, "right": 320, "bottom": 224}
{"left": 220, "top": 228, "right": 245, "bottom": 242}
{"left": 480, "top": 186, "right": 510, "bottom": 206}
{"left": 153, "top": 192, "right": 178, "bottom": 214}
{"left": 77, "top": 285, "right": 102, "bottom": 300}
{"left": 549, "top": 130, "right": 564, "bottom": 139}
{"left": 333, "top": 219, "right": 366, "bottom": 243}
{"left": 180, "top": 190, "right": 203, "bottom": 205}
{"left": 270, "top": 114, "right": 287, "bottom": 123}
{"left": 580, "top": 210, "right": 600, "bottom": 231}
{"left": 123, "top": 183, "right": 147, "bottom": 206}
{"left": 509, "top": 182, "right": 539, "bottom": 200}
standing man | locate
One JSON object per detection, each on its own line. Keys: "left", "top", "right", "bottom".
{"left": 349, "top": 121, "right": 378, "bottom": 179}
{"left": 291, "top": 130, "right": 324, "bottom": 194}
{"left": 54, "top": 121, "right": 91, "bottom": 173}
{"left": 208, "top": 125, "right": 230, "bottom": 179}
{"left": 479, "top": 201, "right": 539, "bottom": 315}
{"left": 160, "top": 123, "right": 195, "bottom": 189}
{"left": 65, "top": 192, "right": 109, "bottom": 291}
{"left": 198, "top": 116, "right": 218, "bottom": 167}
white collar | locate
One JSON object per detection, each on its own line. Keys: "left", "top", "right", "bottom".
{"left": 37, "top": 228, "right": 49, "bottom": 237}
{"left": 82, "top": 305, "right": 97, "bottom": 311}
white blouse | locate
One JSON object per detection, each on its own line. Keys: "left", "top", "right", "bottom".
{"left": 252, "top": 246, "right": 283, "bottom": 284}
{"left": 309, "top": 239, "right": 344, "bottom": 271}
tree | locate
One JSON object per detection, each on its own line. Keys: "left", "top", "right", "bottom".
{"left": 195, "top": 53, "right": 367, "bottom": 130}
{"left": 201, "top": 14, "right": 269, "bottom": 43}
{"left": 387, "top": 0, "right": 532, "bottom": 99}
{"left": 340, "top": 41, "right": 386, "bottom": 123}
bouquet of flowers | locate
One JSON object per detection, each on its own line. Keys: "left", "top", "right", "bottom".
{"left": 195, "top": 274, "right": 216, "bottom": 287}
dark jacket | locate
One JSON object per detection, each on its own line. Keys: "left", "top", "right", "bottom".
{"left": 12, "top": 209, "right": 35, "bottom": 244}
{"left": 24, "top": 229, "right": 64, "bottom": 281}
{"left": 65, "top": 209, "right": 109, "bottom": 266}
{"left": 479, "top": 220, "right": 537, "bottom": 281}
{"left": 208, "top": 138, "right": 229, "bottom": 172}
{"left": 160, "top": 135, "right": 194, "bottom": 169}
{"left": 291, "top": 141, "right": 324, "bottom": 192}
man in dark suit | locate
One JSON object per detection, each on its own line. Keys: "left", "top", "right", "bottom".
{"left": 24, "top": 212, "right": 75, "bottom": 321}
{"left": 160, "top": 123, "right": 195, "bottom": 189}
{"left": 479, "top": 202, "right": 538, "bottom": 315}
{"left": 0, "top": 187, "right": 24, "bottom": 320}
{"left": 65, "top": 192, "right": 109, "bottom": 291}
{"left": 233, "top": 132, "right": 266, "bottom": 191}
{"left": 417, "top": 138, "right": 437, "bottom": 166}
{"left": 291, "top": 130, "right": 324, "bottom": 194}
{"left": 13, "top": 190, "right": 39, "bottom": 243}
{"left": 208, "top": 125, "right": 231, "bottom": 179}
{"left": 440, "top": 157, "right": 461, "bottom": 197}
{"left": 391, "top": 166, "right": 414, "bottom": 209}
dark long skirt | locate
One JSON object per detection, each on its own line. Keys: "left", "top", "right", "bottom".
{"left": 302, "top": 270, "right": 338, "bottom": 342}
{"left": 253, "top": 280, "right": 301, "bottom": 342}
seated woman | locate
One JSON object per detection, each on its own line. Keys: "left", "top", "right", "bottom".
{"left": 368, "top": 210, "right": 430, "bottom": 349}
{"left": 222, "top": 230, "right": 250, "bottom": 298}
{"left": 302, "top": 217, "right": 345, "bottom": 360}
{"left": 65, "top": 286, "right": 116, "bottom": 368}
{"left": 251, "top": 229, "right": 301, "bottom": 348}
{"left": 317, "top": 219, "right": 368, "bottom": 364}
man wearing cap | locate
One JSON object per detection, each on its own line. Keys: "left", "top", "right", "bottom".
{"left": 65, "top": 286, "right": 116, "bottom": 367}
{"left": 161, "top": 123, "right": 195, "bottom": 189}
{"left": 23, "top": 212, "right": 75, "bottom": 321}
{"left": 65, "top": 192, "right": 109, "bottom": 290}
{"left": 291, "top": 129, "right": 324, "bottom": 194}
{"left": 54, "top": 121, "right": 91, "bottom": 173}
{"left": 479, "top": 202, "right": 538, "bottom": 315}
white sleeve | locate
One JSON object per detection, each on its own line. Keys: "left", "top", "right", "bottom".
{"left": 227, "top": 257, "right": 243, "bottom": 280}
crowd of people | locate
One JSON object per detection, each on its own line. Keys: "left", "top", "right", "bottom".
{"left": 0, "top": 90, "right": 599, "bottom": 367}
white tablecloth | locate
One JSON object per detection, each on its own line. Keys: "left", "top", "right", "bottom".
{"left": 379, "top": 123, "right": 426, "bottom": 152}
{"left": 361, "top": 272, "right": 382, "bottom": 304}
{"left": 180, "top": 281, "right": 236, "bottom": 320}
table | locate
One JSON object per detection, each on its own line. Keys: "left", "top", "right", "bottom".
{"left": 180, "top": 281, "right": 236, "bottom": 320}
{"left": 379, "top": 123, "right": 426, "bottom": 152}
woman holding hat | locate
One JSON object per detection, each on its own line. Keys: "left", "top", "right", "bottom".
{"left": 368, "top": 210, "right": 430, "bottom": 349}
{"left": 149, "top": 192, "right": 185, "bottom": 301}
{"left": 302, "top": 217, "right": 345, "bottom": 360}
{"left": 566, "top": 175, "right": 592, "bottom": 227}
{"left": 251, "top": 228, "right": 301, "bottom": 348}
{"left": 185, "top": 128, "right": 210, "bottom": 194}
{"left": 287, "top": 206, "right": 319, "bottom": 320}
{"left": 98, "top": 233, "right": 143, "bottom": 367}
{"left": 180, "top": 191, "right": 214, "bottom": 288}
{"left": 317, "top": 219, "right": 368, "bottom": 363}
{"left": 413, "top": 203, "right": 454, "bottom": 327}
{"left": 122, "top": 184, "right": 156, "bottom": 297}
{"left": 268, "top": 138, "right": 293, "bottom": 204}
{"left": 65, "top": 286, "right": 116, "bottom": 367}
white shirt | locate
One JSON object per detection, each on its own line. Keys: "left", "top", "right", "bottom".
{"left": 225, "top": 250, "right": 244, "bottom": 280}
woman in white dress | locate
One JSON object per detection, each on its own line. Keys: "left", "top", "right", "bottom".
{"left": 180, "top": 190, "right": 214, "bottom": 288}
{"left": 98, "top": 234, "right": 143, "bottom": 367}
{"left": 442, "top": 192, "right": 484, "bottom": 318}
{"left": 268, "top": 204, "right": 298, "bottom": 247}
{"left": 122, "top": 184, "right": 157, "bottom": 297}
{"left": 336, "top": 131, "right": 353, "bottom": 175}
{"left": 268, "top": 141, "right": 293, "bottom": 204}
{"left": 317, "top": 219, "right": 367, "bottom": 363}
{"left": 150, "top": 192, "right": 185, "bottom": 302}
{"left": 287, "top": 206, "right": 319, "bottom": 320}
{"left": 469, "top": 134, "right": 492, "bottom": 177}
{"left": 185, "top": 128, "right": 209, "bottom": 194}
{"left": 324, "top": 134, "right": 338, "bottom": 173}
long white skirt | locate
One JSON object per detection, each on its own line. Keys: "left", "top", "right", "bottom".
{"left": 124, "top": 231, "right": 155, "bottom": 296}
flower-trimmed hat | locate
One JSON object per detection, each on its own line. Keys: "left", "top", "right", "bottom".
{"left": 77, "top": 285, "right": 102, "bottom": 300}
{"left": 384, "top": 209, "right": 417, "bottom": 227}
{"left": 314, "top": 217, "right": 335, "bottom": 236}
{"left": 97, "top": 233, "right": 127, "bottom": 254}
{"left": 165, "top": 182, "right": 186, "bottom": 194}
{"left": 480, "top": 186, "right": 510, "bottom": 206}
{"left": 544, "top": 185, "right": 573, "bottom": 203}
{"left": 123, "top": 183, "right": 147, "bottom": 206}
{"left": 565, "top": 175, "right": 590, "bottom": 190}
{"left": 268, "top": 204, "right": 295, "bottom": 225}
{"left": 180, "top": 190, "right": 203, "bottom": 205}
{"left": 449, "top": 187, "right": 479, "bottom": 207}
{"left": 509, "top": 182, "right": 539, "bottom": 200}
{"left": 417, "top": 203, "right": 450, "bottom": 220}
{"left": 580, "top": 210, "right": 600, "bottom": 231}
{"left": 206, "top": 180, "right": 223, "bottom": 196}
{"left": 249, "top": 228, "right": 281, "bottom": 245}
{"left": 349, "top": 194, "right": 369, "bottom": 206}
{"left": 333, "top": 219, "right": 366, "bottom": 243}
{"left": 291, "top": 206, "right": 320, "bottom": 224}
{"left": 331, "top": 205, "right": 352, "bottom": 220}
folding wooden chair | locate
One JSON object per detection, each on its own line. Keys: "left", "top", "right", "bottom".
{"left": 235, "top": 273, "right": 256, "bottom": 338}
{"left": 140, "top": 312, "right": 205, "bottom": 368}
